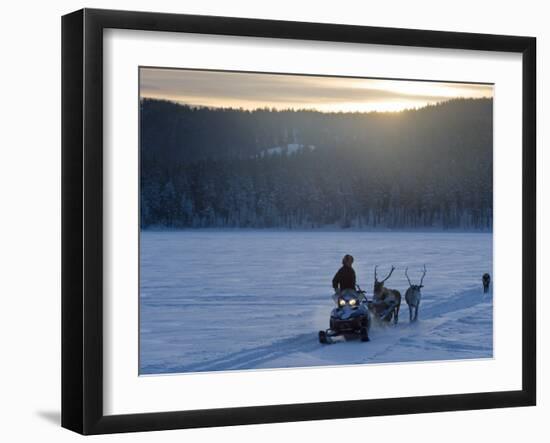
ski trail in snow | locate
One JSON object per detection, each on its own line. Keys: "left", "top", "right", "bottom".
{"left": 142, "top": 286, "right": 492, "bottom": 374}
{"left": 420, "top": 286, "right": 489, "bottom": 318}
{"left": 142, "top": 333, "right": 320, "bottom": 374}
{"left": 362, "top": 298, "right": 491, "bottom": 362}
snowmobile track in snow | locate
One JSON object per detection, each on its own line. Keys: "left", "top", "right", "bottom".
{"left": 142, "top": 333, "right": 320, "bottom": 374}
{"left": 142, "top": 286, "right": 491, "bottom": 374}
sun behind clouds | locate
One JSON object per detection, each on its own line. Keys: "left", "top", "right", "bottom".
{"left": 140, "top": 67, "right": 493, "bottom": 113}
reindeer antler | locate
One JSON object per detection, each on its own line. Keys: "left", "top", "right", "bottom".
{"left": 419, "top": 264, "right": 427, "bottom": 286}
{"left": 405, "top": 267, "right": 412, "bottom": 286}
{"left": 381, "top": 265, "right": 395, "bottom": 283}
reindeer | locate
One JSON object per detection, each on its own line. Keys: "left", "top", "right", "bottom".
{"left": 373, "top": 265, "right": 401, "bottom": 324}
{"left": 404, "top": 265, "right": 427, "bottom": 323}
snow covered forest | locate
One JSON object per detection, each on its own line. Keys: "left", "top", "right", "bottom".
{"left": 140, "top": 98, "right": 493, "bottom": 230}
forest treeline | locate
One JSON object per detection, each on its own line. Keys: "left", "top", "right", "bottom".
{"left": 140, "top": 98, "right": 493, "bottom": 230}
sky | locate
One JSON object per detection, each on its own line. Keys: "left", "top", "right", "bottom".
{"left": 140, "top": 67, "right": 493, "bottom": 113}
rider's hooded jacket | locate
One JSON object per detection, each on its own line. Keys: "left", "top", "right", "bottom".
{"left": 332, "top": 265, "right": 356, "bottom": 291}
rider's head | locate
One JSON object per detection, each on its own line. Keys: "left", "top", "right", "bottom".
{"left": 342, "top": 254, "right": 354, "bottom": 267}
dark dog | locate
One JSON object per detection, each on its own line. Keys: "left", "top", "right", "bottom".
{"left": 482, "top": 273, "right": 491, "bottom": 294}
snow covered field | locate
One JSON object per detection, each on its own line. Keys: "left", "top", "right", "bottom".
{"left": 139, "top": 231, "right": 493, "bottom": 375}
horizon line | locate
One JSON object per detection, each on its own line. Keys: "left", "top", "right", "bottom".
{"left": 140, "top": 96, "right": 493, "bottom": 115}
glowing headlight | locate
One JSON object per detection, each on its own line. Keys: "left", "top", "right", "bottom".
{"left": 338, "top": 299, "right": 346, "bottom": 307}
{"left": 349, "top": 299, "right": 357, "bottom": 306}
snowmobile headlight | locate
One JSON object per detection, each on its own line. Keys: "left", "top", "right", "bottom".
{"left": 349, "top": 298, "right": 357, "bottom": 306}
{"left": 338, "top": 299, "right": 346, "bottom": 307}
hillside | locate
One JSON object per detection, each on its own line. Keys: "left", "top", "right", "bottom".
{"left": 140, "top": 98, "right": 493, "bottom": 230}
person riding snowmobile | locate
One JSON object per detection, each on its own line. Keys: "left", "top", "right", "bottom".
{"left": 319, "top": 254, "right": 371, "bottom": 344}
{"left": 332, "top": 255, "right": 356, "bottom": 301}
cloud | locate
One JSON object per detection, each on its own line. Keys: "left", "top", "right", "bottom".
{"left": 140, "top": 67, "right": 493, "bottom": 112}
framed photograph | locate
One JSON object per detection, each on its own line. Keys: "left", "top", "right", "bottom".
{"left": 61, "top": 8, "right": 536, "bottom": 435}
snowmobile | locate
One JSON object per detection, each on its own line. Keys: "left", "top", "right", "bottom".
{"left": 319, "top": 289, "right": 371, "bottom": 344}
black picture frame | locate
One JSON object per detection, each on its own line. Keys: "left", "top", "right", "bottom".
{"left": 62, "top": 8, "right": 536, "bottom": 435}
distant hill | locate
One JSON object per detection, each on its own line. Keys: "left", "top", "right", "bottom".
{"left": 140, "top": 98, "right": 493, "bottom": 230}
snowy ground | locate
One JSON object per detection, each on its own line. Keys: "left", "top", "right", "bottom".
{"left": 139, "top": 231, "right": 493, "bottom": 375}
